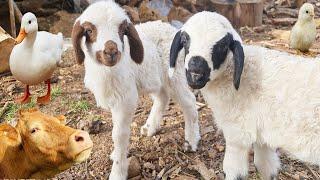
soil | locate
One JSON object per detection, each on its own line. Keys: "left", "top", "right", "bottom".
{"left": 1, "top": 0, "right": 320, "bottom": 179}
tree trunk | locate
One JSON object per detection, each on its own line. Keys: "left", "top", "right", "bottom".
{"left": 210, "top": 0, "right": 263, "bottom": 28}
{"left": 0, "top": 26, "right": 15, "bottom": 74}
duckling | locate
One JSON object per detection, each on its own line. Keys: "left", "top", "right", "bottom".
{"left": 289, "top": 3, "right": 317, "bottom": 53}
{"left": 9, "top": 12, "right": 63, "bottom": 104}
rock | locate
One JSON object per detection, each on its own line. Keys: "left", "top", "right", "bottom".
{"left": 194, "top": 0, "right": 212, "bottom": 11}
{"left": 216, "top": 144, "right": 225, "bottom": 152}
{"left": 115, "top": 0, "right": 130, "bottom": 5}
{"left": 128, "top": 156, "right": 141, "bottom": 178}
{"left": 143, "top": 162, "right": 155, "bottom": 170}
{"left": 6, "top": 84, "right": 16, "bottom": 94}
{"left": 49, "top": 11, "right": 80, "bottom": 37}
{"left": 123, "top": 5, "right": 141, "bottom": 24}
{"left": 138, "top": 1, "right": 161, "bottom": 23}
{"left": 172, "top": 0, "right": 197, "bottom": 13}
{"left": 168, "top": 6, "right": 192, "bottom": 23}
{"left": 89, "top": 119, "right": 106, "bottom": 134}
{"left": 128, "top": 0, "right": 142, "bottom": 7}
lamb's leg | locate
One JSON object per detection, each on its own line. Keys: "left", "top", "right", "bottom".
{"left": 172, "top": 84, "right": 200, "bottom": 152}
{"left": 141, "top": 88, "right": 169, "bottom": 136}
{"left": 109, "top": 100, "right": 137, "bottom": 180}
{"left": 223, "top": 141, "right": 250, "bottom": 180}
{"left": 254, "top": 143, "right": 280, "bottom": 180}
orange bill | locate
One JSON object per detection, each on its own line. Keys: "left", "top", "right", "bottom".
{"left": 15, "top": 28, "right": 27, "bottom": 44}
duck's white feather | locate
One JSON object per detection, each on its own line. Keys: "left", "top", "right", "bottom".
{"left": 10, "top": 31, "right": 63, "bottom": 85}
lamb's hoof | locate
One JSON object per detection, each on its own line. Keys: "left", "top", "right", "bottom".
{"left": 108, "top": 171, "right": 127, "bottom": 180}
{"left": 184, "top": 140, "right": 197, "bottom": 152}
{"left": 140, "top": 123, "right": 158, "bottom": 137}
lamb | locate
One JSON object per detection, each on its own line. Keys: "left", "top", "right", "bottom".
{"left": 71, "top": 1, "right": 200, "bottom": 179}
{"left": 169, "top": 11, "right": 320, "bottom": 180}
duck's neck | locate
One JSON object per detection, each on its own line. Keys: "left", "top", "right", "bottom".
{"left": 23, "top": 31, "right": 37, "bottom": 47}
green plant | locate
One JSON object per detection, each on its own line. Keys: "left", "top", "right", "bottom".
{"left": 51, "top": 86, "right": 62, "bottom": 100}
{"left": 4, "top": 97, "right": 36, "bottom": 122}
{"left": 71, "top": 100, "right": 90, "bottom": 113}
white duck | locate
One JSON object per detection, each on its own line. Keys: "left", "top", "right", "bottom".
{"left": 10, "top": 12, "right": 63, "bottom": 104}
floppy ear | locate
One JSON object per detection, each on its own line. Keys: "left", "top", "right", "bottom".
{"left": 229, "top": 40, "right": 244, "bottom": 90}
{"left": 71, "top": 21, "right": 85, "bottom": 64}
{"left": 124, "top": 21, "right": 144, "bottom": 64}
{"left": 169, "top": 30, "right": 184, "bottom": 69}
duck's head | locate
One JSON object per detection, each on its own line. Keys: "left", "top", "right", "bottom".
{"left": 16, "top": 12, "right": 38, "bottom": 44}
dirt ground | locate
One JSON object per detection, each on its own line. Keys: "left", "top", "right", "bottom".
{"left": 1, "top": 0, "right": 320, "bottom": 179}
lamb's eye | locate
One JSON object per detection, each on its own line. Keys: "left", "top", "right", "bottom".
{"left": 306, "top": 10, "right": 309, "bottom": 14}
{"left": 28, "top": 20, "right": 31, "bottom": 24}
{"left": 30, "top": 127, "right": 39, "bottom": 134}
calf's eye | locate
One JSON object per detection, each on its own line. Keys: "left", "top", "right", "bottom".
{"left": 30, "top": 127, "right": 40, "bottom": 134}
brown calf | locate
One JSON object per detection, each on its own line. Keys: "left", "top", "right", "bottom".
{"left": 0, "top": 108, "right": 93, "bottom": 178}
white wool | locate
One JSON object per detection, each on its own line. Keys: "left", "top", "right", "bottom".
{"left": 178, "top": 11, "right": 320, "bottom": 180}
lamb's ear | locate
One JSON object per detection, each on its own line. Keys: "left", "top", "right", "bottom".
{"left": 169, "top": 30, "right": 183, "bottom": 78}
{"left": 123, "top": 21, "right": 144, "bottom": 64}
{"left": 71, "top": 21, "right": 85, "bottom": 64}
{"left": 229, "top": 40, "right": 244, "bottom": 90}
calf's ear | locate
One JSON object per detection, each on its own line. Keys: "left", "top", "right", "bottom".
{"left": 55, "top": 115, "right": 66, "bottom": 125}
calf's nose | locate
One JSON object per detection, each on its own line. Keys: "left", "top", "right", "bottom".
{"left": 71, "top": 130, "right": 93, "bottom": 148}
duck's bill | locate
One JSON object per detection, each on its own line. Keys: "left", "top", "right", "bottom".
{"left": 15, "top": 28, "right": 27, "bottom": 44}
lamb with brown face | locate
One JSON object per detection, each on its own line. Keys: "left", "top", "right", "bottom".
{"left": 71, "top": 1, "right": 201, "bottom": 180}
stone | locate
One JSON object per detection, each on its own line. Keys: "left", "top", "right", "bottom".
{"left": 168, "top": 6, "right": 192, "bottom": 23}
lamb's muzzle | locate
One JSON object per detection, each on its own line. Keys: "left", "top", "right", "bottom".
{"left": 186, "top": 56, "right": 210, "bottom": 89}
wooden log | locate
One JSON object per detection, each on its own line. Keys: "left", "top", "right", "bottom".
{"left": 210, "top": 0, "right": 263, "bottom": 28}
{"left": 13, "top": 1, "right": 22, "bottom": 23}
{"left": 0, "top": 26, "right": 15, "bottom": 74}
{"left": 8, "top": 0, "right": 16, "bottom": 37}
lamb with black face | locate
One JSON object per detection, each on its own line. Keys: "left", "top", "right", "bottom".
{"left": 186, "top": 56, "right": 211, "bottom": 89}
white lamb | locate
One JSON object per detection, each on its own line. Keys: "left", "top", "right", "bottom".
{"left": 169, "top": 11, "right": 320, "bottom": 180}
{"left": 71, "top": 1, "right": 200, "bottom": 179}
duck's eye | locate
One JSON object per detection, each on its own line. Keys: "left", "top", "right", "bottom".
{"left": 306, "top": 10, "right": 309, "bottom": 14}
{"left": 28, "top": 20, "right": 31, "bottom": 24}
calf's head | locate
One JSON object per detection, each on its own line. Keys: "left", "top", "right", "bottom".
{"left": 72, "top": 1, "right": 144, "bottom": 67}
{"left": 0, "top": 109, "right": 93, "bottom": 178}
{"left": 170, "top": 12, "right": 244, "bottom": 90}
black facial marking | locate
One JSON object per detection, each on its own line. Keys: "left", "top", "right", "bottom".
{"left": 186, "top": 56, "right": 211, "bottom": 89}
{"left": 211, "top": 33, "right": 233, "bottom": 69}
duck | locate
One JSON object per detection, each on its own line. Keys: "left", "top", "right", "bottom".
{"left": 289, "top": 3, "right": 317, "bottom": 53}
{"left": 9, "top": 12, "right": 63, "bottom": 104}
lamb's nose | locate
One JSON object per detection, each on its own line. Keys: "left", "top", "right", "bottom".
{"left": 190, "top": 72, "right": 203, "bottom": 82}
